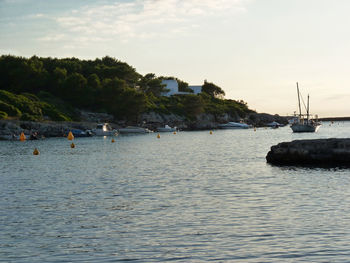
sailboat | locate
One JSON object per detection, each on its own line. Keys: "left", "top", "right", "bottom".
{"left": 290, "top": 82, "right": 321, "bottom": 133}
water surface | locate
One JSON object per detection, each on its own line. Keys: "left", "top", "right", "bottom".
{"left": 1, "top": 122, "right": 350, "bottom": 262}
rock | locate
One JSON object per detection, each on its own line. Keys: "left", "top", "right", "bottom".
{"left": 79, "top": 110, "right": 114, "bottom": 123}
{"left": 189, "top": 113, "right": 217, "bottom": 129}
{"left": 0, "top": 120, "right": 99, "bottom": 139}
{"left": 266, "top": 138, "right": 350, "bottom": 166}
{"left": 216, "top": 112, "right": 240, "bottom": 123}
{"left": 140, "top": 112, "right": 187, "bottom": 130}
{"left": 248, "top": 113, "right": 288, "bottom": 127}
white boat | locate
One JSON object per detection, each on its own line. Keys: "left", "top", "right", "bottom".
{"left": 156, "top": 125, "right": 177, "bottom": 132}
{"left": 266, "top": 121, "right": 282, "bottom": 128}
{"left": 118, "top": 126, "right": 152, "bottom": 134}
{"left": 92, "top": 123, "right": 118, "bottom": 136}
{"left": 218, "top": 122, "right": 251, "bottom": 129}
{"left": 290, "top": 82, "right": 321, "bottom": 133}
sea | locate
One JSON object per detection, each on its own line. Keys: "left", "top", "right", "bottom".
{"left": 1, "top": 121, "right": 350, "bottom": 262}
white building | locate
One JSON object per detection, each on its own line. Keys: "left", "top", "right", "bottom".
{"left": 188, "top": 85, "right": 202, "bottom": 95}
{"left": 161, "top": 80, "right": 202, "bottom": 97}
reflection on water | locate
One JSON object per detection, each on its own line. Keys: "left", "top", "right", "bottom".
{"left": 1, "top": 122, "right": 350, "bottom": 262}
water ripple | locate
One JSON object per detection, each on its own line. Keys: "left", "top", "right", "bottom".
{"left": 1, "top": 123, "right": 350, "bottom": 262}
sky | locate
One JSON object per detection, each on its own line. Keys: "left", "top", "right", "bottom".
{"left": 1, "top": 0, "right": 350, "bottom": 117}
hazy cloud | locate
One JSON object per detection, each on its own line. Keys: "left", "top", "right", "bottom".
{"left": 49, "top": 0, "right": 250, "bottom": 43}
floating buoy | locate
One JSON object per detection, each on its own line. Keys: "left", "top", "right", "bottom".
{"left": 20, "top": 132, "right": 26, "bottom": 141}
{"left": 157, "top": 133, "right": 160, "bottom": 139}
{"left": 254, "top": 127, "right": 256, "bottom": 132}
{"left": 33, "top": 148, "right": 40, "bottom": 155}
{"left": 173, "top": 131, "right": 176, "bottom": 134}
{"left": 67, "top": 131, "right": 74, "bottom": 140}
{"left": 70, "top": 142, "right": 75, "bottom": 148}
{"left": 111, "top": 138, "right": 115, "bottom": 143}
{"left": 210, "top": 131, "right": 213, "bottom": 135}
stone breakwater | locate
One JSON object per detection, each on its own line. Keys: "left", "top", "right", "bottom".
{"left": 266, "top": 138, "right": 350, "bottom": 166}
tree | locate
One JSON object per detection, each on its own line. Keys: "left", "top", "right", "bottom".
{"left": 99, "top": 77, "right": 146, "bottom": 120}
{"left": 177, "top": 79, "right": 193, "bottom": 93}
{"left": 183, "top": 94, "right": 204, "bottom": 119}
{"left": 139, "top": 73, "right": 168, "bottom": 97}
{"left": 202, "top": 81, "right": 225, "bottom": 98}
{"left": 60, "top": 73, "right": 87, "bottom": 106}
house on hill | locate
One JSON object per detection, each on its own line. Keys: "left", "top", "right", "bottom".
{"left": 161, "top": 79, "right": 202, "bottom": 97}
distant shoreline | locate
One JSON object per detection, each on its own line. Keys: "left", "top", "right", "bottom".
{"left": 319, "top": 117, "right": 350, "bottom": 121}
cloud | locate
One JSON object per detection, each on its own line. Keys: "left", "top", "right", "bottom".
{"left": 323, "top": 93, "right": 350, "bottom": 101}
{"left": 38, "top": 34, "right": 65, "bottom": 42}
{"left": 48, "top": 0, "right": 250, "bottom": 43}
{"left": 0, "top": 48, "right": 20, "bottom": 55}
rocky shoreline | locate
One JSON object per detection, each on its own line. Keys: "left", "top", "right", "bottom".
{"left": 0, "top": 120, "right": 97, "bottom": 140}
{"left": 266, "top": 138, "right": 350, "bottom": 166}
{"left": 0, "top": 111, "right": 288, "bottom": 140}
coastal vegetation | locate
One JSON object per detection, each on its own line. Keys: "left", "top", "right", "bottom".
{"left": 0, "top": 55, "right": 253, "bottom": 122}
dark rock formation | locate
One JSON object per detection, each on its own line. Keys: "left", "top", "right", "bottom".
{"left": 79, "top": 110, "right": 114, "bottom": 123}
{"left": 266, "top": 138, "right": 350, "bottom": 166}
{"left": 140, "top": 111, "right": 289, "bottom": 130}
{"left": 0, "top": 120, "right": 98, "bottom": 140}
{"left": 248, "top": 113, "right": 289, "bottom": 127}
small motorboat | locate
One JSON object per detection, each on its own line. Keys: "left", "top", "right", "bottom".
{"left": 156, "top": 125, "right": 177, "bottom": 132}
{"left": 92, "top": 123, "right": 118, "bottom": 136}
{"left": 118, "top": 126, "right": 152, "bottom": 134}
{"left": 266, "top": 121, "right": 282, "bottom": 129}
{"left": 71, "top": 129, "right": 93, "bottom": 137}
{"left": 218, "top": 122, "right": 251, "bottom": 129}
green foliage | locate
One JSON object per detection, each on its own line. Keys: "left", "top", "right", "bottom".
{"left": 40, "top": 102, "right": 72, "bottom": 121}
{"left": 0, "top": 55, "right": 254, "bottom": 122}
{"left": 139, "top": 73, "right": 168, "bottom": 97}
{"left": 21, "top": 92, "right": 40, "bottom": 101}
{"left": 20, "top": 113, "right": 39, "bottom": 121}
{"left": 177, "top": 79, "right": 193, "bottom": 93}
{"left": 0, "top": 100, "right": 22, "bottom": 117}
{"left": 202, "top": 81, "right": 225, "bottom": 98}
{"left": 0, "top": 111, "right": 8, "bottom": 119}
{"left": 0, "top": 89, "right": 72, "bottom": 121}
{"left": 0, "top": 90, "right": 42, "bottom": 117}
{"left": 37, "top": 91, "right": 75, "bottom": 121}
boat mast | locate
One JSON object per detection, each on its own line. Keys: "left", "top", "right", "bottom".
{"left": 307, "top": 94, "right": 310, "bottom": 122}
{"left": 296, "top": 82, "right": 302, "bottom": 119}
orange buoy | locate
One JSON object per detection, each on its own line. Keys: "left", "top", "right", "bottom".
{"left": 111, "top": 138, "right": 115, "bottom": 143}
{"left": 157, "top": 133, "right": 160, "bottom": 139}
{"left": 70, "top": 142, "right": 75, "bottom": 148}
{"left": 67, "top": 131, "right": 74, "bottom": 140}
{"left": 33, "top": 148, "right": 40, "bottom": 155}
{"left": 210, "top": 131, "right": 213, "bottom": 135}
{"left": 20, "top": 132, "right": 26, "bottom": 141}
{"left": 173, "top": 131, "right": 176, "bottom": 134}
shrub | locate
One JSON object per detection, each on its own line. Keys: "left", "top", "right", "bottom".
{"left": 0, "top": 100, "right": 22, "bottom": 117}
{"left": 40, "top": 102, "right": 72, "bottom": 121}
{"left": 0, "top": 111, "right": 8, "bottom": 119}
{"left": 20, "top": 113, "right": 40, "bottom": 121}
{"left": 0, "top": 90, "right": 42, "bottom": 117}
{"left": 21, "top": 92, "right": 40, "bottom": 101}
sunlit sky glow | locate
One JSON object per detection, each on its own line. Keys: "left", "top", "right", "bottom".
{"left": 1, "top": 0, "right": 350, "bottom": 117}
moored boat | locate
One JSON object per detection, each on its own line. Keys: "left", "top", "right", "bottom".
{"left": 156, "top": 125, "right": 177, "bottom": 132}
{"left": 118, "top": 126, "right": 152, "bottom": 134}
{"left": 218, "top": 122, "right": 251, "bottom": 129}
{"left": 92, "top": 123, "right": 118, "bottom": 136}
{"left": 266, "top": 121, "right": 283, "bottom": 129}
{"left": 290, "top": 82, "right": 321, "bottom": 133}
{"left": 71, "top": 129, "right": 93, "bottom": 137}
